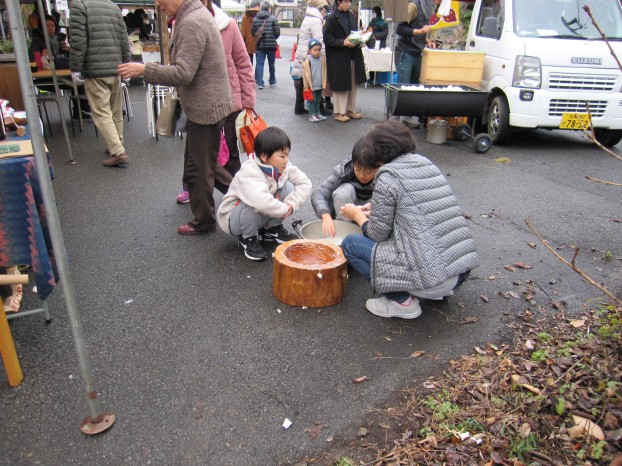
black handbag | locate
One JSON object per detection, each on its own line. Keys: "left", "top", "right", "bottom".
{"left": 54, "top": 54, "right": 70, "bottom": 70}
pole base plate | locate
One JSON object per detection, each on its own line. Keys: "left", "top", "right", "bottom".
{"left": 80, "top": 411, "right": 115, "bottom": 435}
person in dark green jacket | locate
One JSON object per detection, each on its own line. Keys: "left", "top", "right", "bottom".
{"left": 69, "top": 0, "right": 131, "bottom": 167}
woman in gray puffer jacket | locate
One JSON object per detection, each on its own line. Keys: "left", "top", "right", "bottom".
{"left": 340, "top": 120, "right": 479, "bottom": 320}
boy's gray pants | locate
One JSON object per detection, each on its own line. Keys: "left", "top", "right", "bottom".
{"left": 229, "top": 181, "right": 295, "bottom": 238}
{"left": 333, "top": 183, "right": 368, "bottom": 221}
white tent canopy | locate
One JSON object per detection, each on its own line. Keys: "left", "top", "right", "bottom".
{"left": 220, "top": 0, "right": 244, "bottom": 13}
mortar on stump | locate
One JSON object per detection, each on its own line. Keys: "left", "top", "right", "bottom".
{"left": 273, "top": 240, "right": 347, "bottom": 307}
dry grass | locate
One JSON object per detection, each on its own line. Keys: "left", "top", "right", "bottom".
{"left": 353, "top": 302, "right": 622, "bottom": 466}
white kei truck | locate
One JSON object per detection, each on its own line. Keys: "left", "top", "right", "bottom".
{"left": 465, "top": 0, "right": 622, "bottom": 146}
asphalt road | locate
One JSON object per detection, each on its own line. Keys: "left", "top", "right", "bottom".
{"left": 1, "top": 34, "right": 621, "bottom": 465}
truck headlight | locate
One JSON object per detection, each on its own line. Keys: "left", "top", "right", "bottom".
{"left": 513, "top": 56, "right": 541, "bottom": 88}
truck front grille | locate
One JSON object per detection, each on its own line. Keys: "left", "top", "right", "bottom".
{"left": 549, "top": 99, "right": 607, "bottom": 117}
{"left": 548, "top": 73, "right": 617, "bottom": 91}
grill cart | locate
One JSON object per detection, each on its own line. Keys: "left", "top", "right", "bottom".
{"left": 384, "top": 83, "right": 492, "bottom": 153}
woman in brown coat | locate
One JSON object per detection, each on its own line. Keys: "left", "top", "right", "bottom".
{"left": 241, "top": 0, "right": 260, "bottom": 64}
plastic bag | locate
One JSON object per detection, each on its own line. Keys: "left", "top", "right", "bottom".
{"left": 347, "top": 30, "right": 372, "bottom": 45}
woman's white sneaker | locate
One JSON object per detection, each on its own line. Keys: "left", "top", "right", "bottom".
{"left": 365, "top": 296, "right": 422, "bottom": 319}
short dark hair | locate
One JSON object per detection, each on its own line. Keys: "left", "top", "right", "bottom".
{"left": 351, "top": 137, "right": 377, "bottom": 168}
{"left": 255, "top": 127, "right": 291, "bottom": 160}
{"left": 363, "top": 120, "right": 417, "bottom": 165}
{"left": 372, "top": 6, "right": 382, "bottom": 17}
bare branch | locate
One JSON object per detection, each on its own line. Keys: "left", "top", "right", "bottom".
{"left": 585, "top": 176, "right": 622, "bottom": 187}
{"left": 525, "top": 220, "right": 621, "bottom": 306}
{"left": 583, "top": 5, "right": 622, "bottom": 72}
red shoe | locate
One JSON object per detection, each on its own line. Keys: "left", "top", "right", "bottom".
{"left": 177, "top": 223, "right": 213, "bottom": 235}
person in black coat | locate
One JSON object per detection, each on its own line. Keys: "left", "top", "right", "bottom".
{"left": 367, "top": 6, "right": 388, "bottom": 49}
{"left": 251, "top": 1, "right": 280, "bottom": 89}
{"left": 322, "top": 0, "right": 366, "bottom": 122}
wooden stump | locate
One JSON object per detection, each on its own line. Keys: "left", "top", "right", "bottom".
{"left": 273, "top": 240, "right": 348, "bottom": 308}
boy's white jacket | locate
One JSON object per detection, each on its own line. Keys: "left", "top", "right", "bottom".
{"left": 217, "top": 154, "right": 312, "bottom": 234}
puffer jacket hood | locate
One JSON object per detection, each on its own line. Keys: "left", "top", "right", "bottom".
{"left": 245, "top": 6, "right": 259, "bottom": 19}
{"left": 212, "top": 4, "right": 230, "bottom": 30}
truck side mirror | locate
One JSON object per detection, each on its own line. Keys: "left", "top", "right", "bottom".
{"left": 481, "top": 16, "right": 501, "bottom": 39}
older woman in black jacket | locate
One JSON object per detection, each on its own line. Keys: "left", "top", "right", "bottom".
{"left": 252, "top": 1, "right": 280, "bottom": 89}
{"left": 322, "top": 0, "right": 366, "bottom": 122}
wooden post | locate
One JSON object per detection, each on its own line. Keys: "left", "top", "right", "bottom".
{"left": 0, "top": 274, "right": 28, "bottom": 387}
{"left": 273, "top": 240, "right": 348, "bottom": 308}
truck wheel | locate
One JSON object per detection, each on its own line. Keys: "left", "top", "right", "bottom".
{"left": 474, "top": 133, "right": 492, "bottom": 153}
{"left": 487, "top": 95, "right": 511, "bottom": 145}
{"left": 454, "top": 124, "right": 471, "bottom": 141}
{"left": 593, "top": 129, "right": 622, "bottom": 147}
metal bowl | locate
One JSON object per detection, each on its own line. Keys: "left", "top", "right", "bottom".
{"left": 297, "top": 220, "right": 363, "bottom": 246}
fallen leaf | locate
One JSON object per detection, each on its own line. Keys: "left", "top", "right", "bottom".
{"left": 378, "top": 423, "right": 390, "bottom": 429}
{"left": 356, "top": 427, "right": 368, "bottom": 438}
{"left": 570, "top": 319, "right": 585, "bottom": 328}
{"left": 410, "top": 351, "right": 425, "bottom": 358}
{"left": 474, "top": 346, "right": 488, "bottom": 355}
{"left": 481, "top": 294, "right": 490, "bottom": 303}
{"left": 572, "top": 415, "right": 605, "bottom": 440}
{"left": 500, "top": 291, "right": 519, "bottom": 299}
{"left": 518, "top": 422, "right": 531, "bottom": 437}
{"left": 309, "top": 422, "right": 328, "bottom": 440}
{"left": 504, "top": 265, "right": 516, "bottom": 272}
{"left": 423, "top": 382, "right": 436, "bottom": 389}
{"left": 513, "top": 262, "right": 533, "bottom": 269}
{"left": 487, "top": 275, "right": 497, "bottom": 280}
{"left": 613, "top": 218, "right": 622, "bottom": 223}
{"left": 458, "top": 316, "right": 479, "bottom": 325}
{"left": 525, "top": 339, "right": 535, "bottom": 350}
{"left": 352, "top": 376, "right": 370, "bottom": 384}
{"left": 511, "top": 374, "right": 530, "bottom": 385}
{"left": 568, "top": 425, "right": 585, "bottom": 439}
{"left": 520, "top": 383, "right": 541, "bottom": 395}
{"left": 417, "top": 435, "right": 438, "bottom": 448}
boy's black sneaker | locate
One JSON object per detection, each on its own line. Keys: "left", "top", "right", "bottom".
{"left": 259, "top": 225, "right": 299, "bottom": 244}
{"left": 238, "top": 235, "right": 268, "bottom": 261}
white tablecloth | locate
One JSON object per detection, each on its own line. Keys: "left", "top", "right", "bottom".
{"left": 362, "top": 49, "right": 395, "bottom": 73}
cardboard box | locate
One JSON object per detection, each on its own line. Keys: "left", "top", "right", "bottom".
{"left": 420, "top": 49, "right": 485, "bottom": 88}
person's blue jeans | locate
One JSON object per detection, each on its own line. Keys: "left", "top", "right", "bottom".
{"left": 341, "top": 234, "right": 410, "bottom": 303}
{"left": 255, "top": 49, "right": 277, "bottom": 86}
{"left": 396, "top": 51, "right": 422, "bottom": 84}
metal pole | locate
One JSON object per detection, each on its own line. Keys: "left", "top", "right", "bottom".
{"left": 1, "top": 7, "right": 6, "bottom": 40}
{"left": 5, "top": 0, "right": 114, "bottom": 435}
{"left": 35, "top": 0, "right": 74, "bottom": 163}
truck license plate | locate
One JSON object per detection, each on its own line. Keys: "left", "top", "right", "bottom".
{"left": 559, "top": 113, "right": 591, "bottom": 130}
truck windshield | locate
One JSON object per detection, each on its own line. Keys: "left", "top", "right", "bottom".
{"left": 514, "top": 0, "right": 622, "bottom": 39}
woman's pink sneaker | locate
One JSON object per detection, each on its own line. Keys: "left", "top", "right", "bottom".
{"left": 176, "top": 190, "right": 190, "bottom": 204}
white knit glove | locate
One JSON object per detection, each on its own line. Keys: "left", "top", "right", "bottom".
{"left": 71, "top": 72, "right": 84, "bottom": 85}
